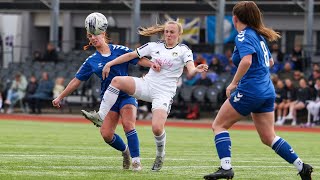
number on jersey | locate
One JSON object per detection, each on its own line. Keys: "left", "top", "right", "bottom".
{"left": 260, "top": 41, "right": 269, "bottom": 67}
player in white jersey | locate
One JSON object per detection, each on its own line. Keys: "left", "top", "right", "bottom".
{"left": 86, "top": 20, "right": 208, "bottom": 171}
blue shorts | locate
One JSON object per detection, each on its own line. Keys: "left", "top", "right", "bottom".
{"left": 110, "top": 96, "right": 138, "bottom": 113}
{"left": 229, "top": 90, "right": 275, "bottom": 116}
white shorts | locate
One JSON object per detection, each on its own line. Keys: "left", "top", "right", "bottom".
{"left": 132, "top": 77, "right": 174, "bottom": 113}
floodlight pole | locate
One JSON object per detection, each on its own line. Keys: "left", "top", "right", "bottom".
{"left": 303, "top": 0, "right": 314, "bottom": 63}
{"left": 131, "top": 0, "right": 140, "bottom": 48}
{"left": 50, "top": 0, "right": 59, "bottom": 49}
{"left": 214, "top": 0, "right": 225, "bottom": 54}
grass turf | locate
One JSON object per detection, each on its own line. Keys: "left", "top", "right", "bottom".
{"left": 0, "top": 119, "right": 319, "bottom": 180}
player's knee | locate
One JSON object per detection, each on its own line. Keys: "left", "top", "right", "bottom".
{"left": 111, "top": 77, "right": 122, "bottom": 88}
{"left": 211, "top": 121, "right": 222, "bottom": 132}
{"left": 122, "top": 121, "right": 135, "bottom": 132}
{"left": 100, "top": 128, "right": 114, "bottom": 142}
{"left": 260, "top": 136, "right": 273, "bottom": 146}
{"left": 152, "top": 125, "right": 163, "bottom": 136}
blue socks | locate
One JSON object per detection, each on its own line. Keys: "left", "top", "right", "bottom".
{"left": 105, "top": 130, "right": 140, "bottom": 159}
{"left": 215, "top": 131, "right": 231, "bottom": 159}
{"left": 215, "top": 131, "right": 232, "bottom": 170}
{"left": 272, "top": 136, "right": 298, "bottom": 164}
{"left": 126, "top": 129, "right": 140, "bottom": 158}
{"left": 106, "top": 133, "right": 126, "bottom": 152}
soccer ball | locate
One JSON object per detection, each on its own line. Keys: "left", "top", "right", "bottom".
{"left": 85, "top": 12, "right": 108, "bottom": 35}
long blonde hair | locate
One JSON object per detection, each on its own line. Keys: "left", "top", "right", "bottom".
{"left": 138, "top": 20, "right": 183, "bottom": 42}
{"left": 233, "top": 1, "right": 281, "bottom": 42}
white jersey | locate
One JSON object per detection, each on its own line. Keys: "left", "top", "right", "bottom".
{"left": 136, "top": 41, "right": 193, "bottom": 95}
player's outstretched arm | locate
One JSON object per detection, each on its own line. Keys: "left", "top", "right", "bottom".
{"left": 185, "top": 61, "right": 208, "bottom": 77}
{"left": 102, "top": 51, "right": 139, "bottom": 79}
{"left": 52, "top": 78, "right": 81, "bottom": 108}
{"left": 137, "top": 57, "right": 161, "bottom": 72}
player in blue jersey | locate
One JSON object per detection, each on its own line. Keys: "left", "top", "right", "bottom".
{"left": 204, "top": 2, "right": 313, "bottom": 180}
{"left": 52, "top": 15, "right": 160, "bottom": 171}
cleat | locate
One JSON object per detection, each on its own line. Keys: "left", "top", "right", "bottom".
{"left": 298, "top": 163, "right": 313, "bottom": 180}
{"left": 122, "top": 147, "right": 131, "bottom": 170}
{"left": 204, "top": 167, "right": 234, "bottom": 180}
{"left": 81, "top": 110, "right": 103, "bottom": 127}
{"left": 132, "top": 160, "right": 142, "bottom": 171}
{"left": 151, "top": 155, "right": 165, "bottom": 171}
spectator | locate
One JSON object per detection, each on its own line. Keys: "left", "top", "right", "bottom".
{"left": 306, "top": 78, "right": 320, "bottom": 126}
{"left": 224, "top": 56, "right": 237, "bottom": 75}
{"left": 208, "top": 56, "right": 224, "bottom": 74}
{"left": 218, "top": 48, "right": 232, "bottom": 68}
{"left": 270, "top": 43, "right": 284, "bottom": 63}
{"left": 308, "top": 68, "right": 320, "bottom": 89}
{"left": 195, "top": 71, "right": 213, "bottom": 86}
{"left": 4, "top": 72, "right": 28, "bottom": 114}
{"left": 53, "top": 77, "right": 65, "bottom": 98}
{"left": 292, "top": 70, "right": 303, "bottom": 88}
{"left": 276, "top": 78, "right": 296, "bottom": 125}
{"left": 270, "top": 43, "right": 284, "bottom": 73}
{"left": 22, "top": 75, "right": 38, "bottom": 113}
{"left": 194, "top": 54, "right": 207, "bottom": 67}
{"left": 278, "top": 62, "right": 294, "bottom": 80}
{"left": 32, "top": 50, "right": 42, "bottom": 62}
{"left": 42, "top": 42, "right": 58, "bottom": 63}
{"left": 53, "top": 77, "right": 66, "bottom": 109}
{"left": 27, "top": 72, "right": 54, "bottom": 114}
{"left": 283, "top": 78, "right": 310, "bottom": 126}
{"left": 271, "top": 73, "right": 279, "bottom": 87}
{"left": 274, "top": 80, "right": 286, "bottom": 123}
{"left": 290, "top": 44, "right": 303, "bottom": 71}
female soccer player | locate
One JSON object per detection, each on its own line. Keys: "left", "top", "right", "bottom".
{"left": 86, "top": 20, "right": 208, "bottom": 171}
{"left": 203, "top": 1, "right": 313, "bottom": 180}
{"left": 52, "top": 12, "right": 160, "bottom": 171}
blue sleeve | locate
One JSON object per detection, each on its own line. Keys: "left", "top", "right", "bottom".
{"left": 235, "top": 34, "right": 256, "bottom": 59}
{"left": 75, "top": 61, "right": 93, "bottom": 81}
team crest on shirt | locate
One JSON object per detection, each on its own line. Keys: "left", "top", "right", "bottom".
{"left": 98, "top": 63, "right": 103, "bottom": 68}
{"left": 172, "top": 52, "right": 178, "bottom": 57}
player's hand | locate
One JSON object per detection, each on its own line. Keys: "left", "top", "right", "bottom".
{"left": 52, "top": 97, "right": 61, "bottom": 108}
{"left": 102, "top": 63, "right": 111, "bottom": 80}
{"left": 151, "top": 62, "right": 161, "bottom": 72}
{"left": 196, "top": 64, "right": 208, "bottom": 73}
{"left": 226, "top": 82, "right": 237, "bottom": 98}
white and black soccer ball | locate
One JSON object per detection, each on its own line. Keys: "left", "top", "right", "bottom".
{"left": 85, "top": 12, "right": 108, "bottom": 35}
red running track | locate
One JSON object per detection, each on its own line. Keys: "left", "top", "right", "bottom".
{"left": 0, "top": 114, "right": 320, "bottom": 133}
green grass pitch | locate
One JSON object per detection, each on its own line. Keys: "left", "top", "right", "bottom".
{"left": 0, "top": 120, "right": 318, "bottom": 180}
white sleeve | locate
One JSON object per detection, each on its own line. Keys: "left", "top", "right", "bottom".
{"left": 136, "top": 42, "right": 152, "bottom": 58}
{"left": 182, "top": 48, "right": 194, "bottom": 65}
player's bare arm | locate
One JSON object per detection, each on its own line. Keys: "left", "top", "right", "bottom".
{"left": 185, "top": 61, "right": 208, "bottom": 77}
{"left": 52, "top": 78, "right": 81, "bottom": 108}
{"left": 137, "top": 57, "right": 161, "bottom": 72}
{"left": 102, "top": 51, "right": 139, "bottom": 79}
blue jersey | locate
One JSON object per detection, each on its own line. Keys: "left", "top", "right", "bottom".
{"left": 75, "top": 44, "right": 139, "bottom": 98}
{"left": 232, "top": 27, "right": 275, "bottom": 98}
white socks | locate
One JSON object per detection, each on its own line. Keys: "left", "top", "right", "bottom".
{"left": 293, "top": 158, "right": 303, "bottom": 172}
{"left": 221, "top": 157, "right": 232, "bottom": 170}
{"left": 98, "top": 85, "right": 120, "bottom": 119}
{"left": 154, "top": 131, "right": 166, "bottom": 157}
